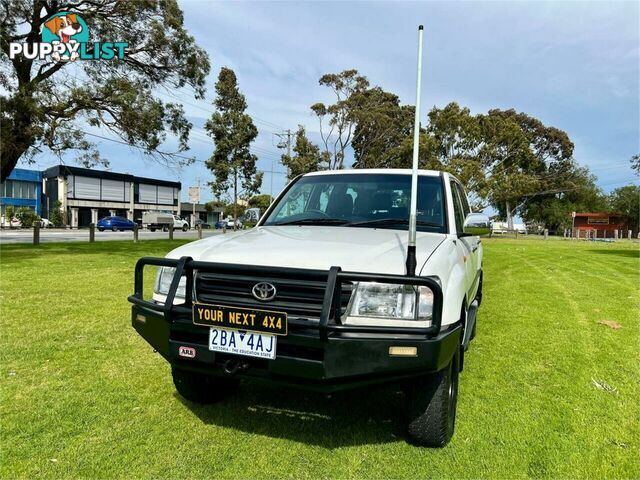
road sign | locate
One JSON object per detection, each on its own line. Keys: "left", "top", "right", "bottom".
{"left": 571, "top": 211, "right": 576, "bottom": 218}
{"left": 188, "top": 186, "right": 200, "bottom": 204}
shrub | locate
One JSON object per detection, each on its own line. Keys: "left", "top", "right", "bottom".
{"left": 15, "top": 207, "right": 38, "bottom": 228}
{"left": 49, "top": 201, "right": 64, "bottom": 227}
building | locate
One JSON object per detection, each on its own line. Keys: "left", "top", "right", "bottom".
{"left": 179, "top": 202, "right": 223, "bottom": 227}
{"left": 42, "top": 166, "right": 181, "bottom": 228}
{"left": 572, "top": 212, "right": 626, "bottom": 238}
{"left": 0, "top": 168, "right": 43, "bottom": 220}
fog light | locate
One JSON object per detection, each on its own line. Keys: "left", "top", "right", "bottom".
{"left": 136, "top": 314, "right": 147, "bottom": 324}
{"left": 389, "top": 346, "right": 417, "bottom": 357}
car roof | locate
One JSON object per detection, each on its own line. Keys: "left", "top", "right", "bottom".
{"left": 303, "top": 168, "right": 442, "bottom": 177}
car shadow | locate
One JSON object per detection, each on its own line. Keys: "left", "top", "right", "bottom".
{"left": 174, "top": 380, "right": 407, "bottom": 448}
{"left": 588, "top": 248, "right": 640, "bottom": 258}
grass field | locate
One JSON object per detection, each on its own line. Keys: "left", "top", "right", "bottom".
{"left": 1, "top": 238, "right": 639, "bottom": 478}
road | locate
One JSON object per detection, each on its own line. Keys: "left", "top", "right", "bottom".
{"left": 0, "top": 228, "right": 224, "bottom": 244}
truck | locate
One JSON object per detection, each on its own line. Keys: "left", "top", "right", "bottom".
{"left": 128, "top": 169, "right": 490, "bottom": 447}
{"left": 142, "top": 211, "right": 189, "bottom": 232}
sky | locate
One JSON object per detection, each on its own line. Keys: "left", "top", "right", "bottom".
{"left": 24, "top": 0, "right": 640, "bottom": 204}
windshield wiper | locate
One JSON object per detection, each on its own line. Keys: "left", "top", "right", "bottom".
{"left": 347, "top": 218, "right": 442, "bottom": 228}
{"left": 274, "top": 218, "right": 350, "bottom": 226}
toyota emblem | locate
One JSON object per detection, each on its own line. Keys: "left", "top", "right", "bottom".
{"left": 252, "top": 282, "right": 277, "bottom": 301}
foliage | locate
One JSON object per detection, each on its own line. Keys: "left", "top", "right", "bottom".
{"left": 48, "top": 200, "right": 63, "bottom": 226}
{"left": 14, "top": 206, "right": 38, "bottom": 227}
{"left": 205, "top": 67, "right": 262, "bottom": 220}
{"left": 248, "top": 194, "right": 272, "bottom": 211}
{"left": 223, "top": 203, "right": 246, "bottom": 219}
{"left": 631, "top": 154, "right": 640, "bottom": 176}
{"left": 281, "top": 125, "right": 322, "bottom": 180}
{"left": 351, "top": 87, "right": 415, "bottom": 169}
{"left": 4, "top": 205, "right": 15, "bottom": 223}
{"left": 310, "top": 69, "right": 369, "bottom": 169}
{"left": 608, "top": 185, "right": 640, "bottom": 233}
{"left": 204, "top": 199, "right": 226, "bottom": 213}
{"left": 0, "top": 0, "right": 211, "bottom": 181}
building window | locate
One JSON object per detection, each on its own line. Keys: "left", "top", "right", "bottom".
{"left": 0, "top": 180, "right": 36, "bottom": 199}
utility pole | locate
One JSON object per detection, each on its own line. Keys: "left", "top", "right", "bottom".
{"left": 275, "top": 129, "right": 292, "bottom": 180}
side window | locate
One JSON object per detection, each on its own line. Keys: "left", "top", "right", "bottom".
{"left": 455, "top": 183, "right": 471, "bottom": 216}
{"left": 449, "top": 181, "right": 465, "bottom": 234}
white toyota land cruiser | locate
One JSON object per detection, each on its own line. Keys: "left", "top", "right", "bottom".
{"left": 129, "top": 168, "right": 490, "bottom": 447}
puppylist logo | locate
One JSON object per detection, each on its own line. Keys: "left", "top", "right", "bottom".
{"left": 9, "top": 12, "right": 128, "bottom": 62}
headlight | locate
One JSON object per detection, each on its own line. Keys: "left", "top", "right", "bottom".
{"left": 154, "top": 267, "right": 186, "bottom": 299}
{"left": 343, "top": 282, "right": 433, "bottom": 327}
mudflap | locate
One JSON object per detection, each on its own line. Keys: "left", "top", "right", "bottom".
{"left": 132, "top": 308, "right": 170, "bottom": 359}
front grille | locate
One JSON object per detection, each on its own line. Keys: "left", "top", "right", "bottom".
{"left": 195, "top": 269, "right": 353, "bottom": 320}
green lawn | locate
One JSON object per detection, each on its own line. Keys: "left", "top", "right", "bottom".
{"left": 1, "top": 238, "right": 638, "bottom": 478}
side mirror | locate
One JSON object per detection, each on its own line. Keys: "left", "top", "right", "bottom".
{"left": 463, "top": 213, "right": 491, "bottom": 237}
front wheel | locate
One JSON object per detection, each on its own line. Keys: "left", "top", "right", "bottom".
{"left": 182, "top": 224, "right": 188, "bottom": 232}
{"left": 172, "top": 367, "right": 239, "bottom": 404}
{"left": 98, "top": 227, "right": 104, "bottom": 232}
{"left": 405, "top": 353, "right": 459, "bottom": 447}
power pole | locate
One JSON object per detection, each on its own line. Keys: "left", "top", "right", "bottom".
{"left": 275, "top": 129, "right": 292, "bottom": 180}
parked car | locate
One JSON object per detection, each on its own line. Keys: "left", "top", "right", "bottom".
{"left": 40, "top": 218, "right": 53, "bottom": 228}
{"left": 129, "top": 168, "right": 490, "bottom": 447}
{"left": 225, "top": 218, "right": 243, "bottom": 229}
{"left": 214, "top": 220, "right": 227, "bottom": 229}
{"left": 142, "top": 212, "right": 189, "bottom": 232}
{"left": 97, "top": 216, "right": 136, "bottom": 231}
{"left": 194, "top": 219, "right": 211, "bottom": 229}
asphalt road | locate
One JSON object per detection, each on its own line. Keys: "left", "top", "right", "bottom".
{"left": 0, "top": 228, "right": 223, "bottom": 244}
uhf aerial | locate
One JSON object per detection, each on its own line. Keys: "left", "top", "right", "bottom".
{"left": 405, "top": 25, "right": 424, "bottom": 277}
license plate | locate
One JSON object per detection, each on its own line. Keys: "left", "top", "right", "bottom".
{"left": 208, "top": 328, "right": 277, "bottom": 360}
{"left": 193, "top": 303, "right": 287, "bottom": 336}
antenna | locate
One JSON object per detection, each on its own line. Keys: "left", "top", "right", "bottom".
{"left": 406, "top": 25, "right": 424, "bottom": 277}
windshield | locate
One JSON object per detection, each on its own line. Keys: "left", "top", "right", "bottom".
{"left": 262, "top": 173, "right": 446, "bottom": 233}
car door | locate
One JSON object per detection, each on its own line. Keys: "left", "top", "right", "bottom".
{"left": 449, "top": 180, "right": 475, "bottom": 302}
{"left": 455, "top": 182, "right": 481, "bottom": 297}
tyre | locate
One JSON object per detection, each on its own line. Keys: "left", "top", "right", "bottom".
{"left": 98, "top": 227, "right": 104, "bottom": 232}
{"left": 162, "top": 226, "right": 168, "bottom": 232}
{"left": 182, "top": 224, "right": 188, "bottom": 232}
{"left": 149, "top": 228, "right": 156, "bottom": 232}
{"left": 405, "top": 353, "right": 459, "bottom": 447}
{"left": 111, "top": 226, "right": 118, "bottom": 232}
{"left": 172, "top": 367, "right": 239, "bottom": 404}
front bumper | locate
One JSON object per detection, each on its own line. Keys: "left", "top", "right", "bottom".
{"left": 129, "top": 256, "right": 458, "bottom": 393}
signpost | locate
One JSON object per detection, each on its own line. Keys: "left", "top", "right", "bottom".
{"left": 571, "top": 211, "right": 576, "bottom": 239}
{"left": 188, "top": 185, "right": 201, "bottom": 229}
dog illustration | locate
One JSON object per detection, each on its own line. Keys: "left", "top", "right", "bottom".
{"left": 44, "top": 14, "right": 82, "bottom": 61}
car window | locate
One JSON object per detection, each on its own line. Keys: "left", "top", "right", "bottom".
{"left": 449, "top": 181, "right": 466, "bottom": 233}
{"left": 455, "top": 183, "right": 471, "bottom": 216}
{"left": 264, "top": 174, "right": 446, "bottom": 233}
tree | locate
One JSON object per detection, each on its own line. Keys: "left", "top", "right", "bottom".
{"left": 14, "top": 207, "right": 38, "bottom": 227}
{"left": 205, "top": 67, "right": 262, "bottom": 223}
{"left": 351, "top": 87, "right": 415, "bottom": 169}
{"left": 223, "top": 203, "right": 246, "bottom": 219}
{"left": 310, "top": 69, "right": 369, "bottom": 169}
{"left": 281, "top": 125, "right": 322, "bottom": 180}
{"left": 609, "top": 185, "right": 640, "bottom": 234}
{"left": 0, "top": 0, "right": 210, "bottom": 181}
{"left": 204, "top": 199, "right": 226, "bottom": 213}
{"left": 631, "top": 154, "right": 640, "bottom": 176}
{"left": 521, "top": 166, "right": 607, "bottom": 231}
{"left": 49, "top": 200, "right": 63, "bottom": 226}
{"left": 248, "top": 194, "right": 272, "bottom": 211}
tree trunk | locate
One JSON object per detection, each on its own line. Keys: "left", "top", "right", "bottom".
{"left": 506, "top": 200, "right": 514, "bottom": 231}
{"left": 1, "top": 122, "right": 35, "bottom": 182}
{"left": 1, "top": 91, "right": 37, "bottom": 182}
